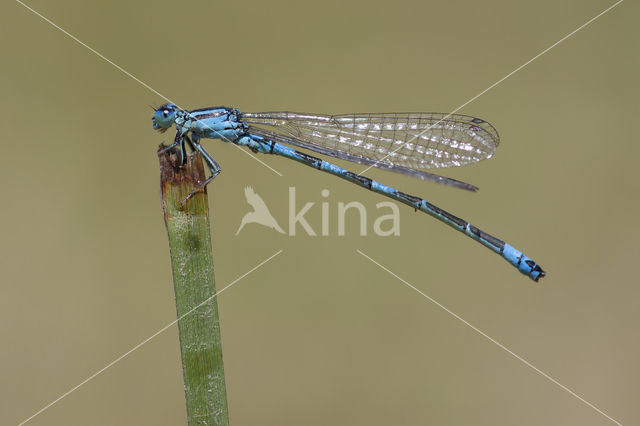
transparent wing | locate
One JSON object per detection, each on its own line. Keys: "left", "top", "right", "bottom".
{"left": 240, "top": 111, "right": 500, "bottom": 170}
{"left": 248, "top": 126, "right": 479, "bottom": 191}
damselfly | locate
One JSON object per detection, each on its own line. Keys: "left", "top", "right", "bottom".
{"left": 152, "top": 104, "right": 545, "bottom": 281}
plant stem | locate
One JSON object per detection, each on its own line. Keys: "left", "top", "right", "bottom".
{"left": 158, "top": 145, "right": 230, "bottom": 426}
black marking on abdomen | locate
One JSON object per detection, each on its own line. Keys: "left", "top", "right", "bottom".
{"left": 468, "top": 225, "right": 505, "bottom": 250}
{"left": 295, "top": 150, "right": 322, "bottom": 168}
{"left": 425, "top": 201, "right": 468, "bottom": 228}
{"left": 395, "top": 191, "right": 422, "bottom": 208}
{"left": 527, "top": 262, "right": 545, "bottom": 281}
{"left": 344, "top": 171, "right": 373, "bottom": 189}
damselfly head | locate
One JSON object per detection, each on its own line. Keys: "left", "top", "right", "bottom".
{"left": 152, "top": 103, "right": 178, "bottom": 132}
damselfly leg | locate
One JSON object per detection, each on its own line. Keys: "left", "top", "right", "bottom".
{"left": 180, "top": 134, "right": 221, "bottom": 205}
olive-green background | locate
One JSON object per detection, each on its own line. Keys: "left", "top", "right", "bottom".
{"left": 2, "top": 1, "right": 637, "bottom": 425}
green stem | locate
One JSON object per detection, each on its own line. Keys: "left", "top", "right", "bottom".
{"left": 158, "top": 145, "right": 230, "bottom": 426}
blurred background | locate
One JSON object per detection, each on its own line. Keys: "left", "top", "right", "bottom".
{"left": 1, "top": 0, "right": 637, "bottom": 425}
